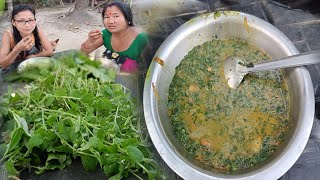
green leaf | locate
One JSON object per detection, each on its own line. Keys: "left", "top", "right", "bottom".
{"left": 109, "top": 171, "right": 122, "bottom": 180}
{"left": 13, "top": 113, "right": 31, "bottom": 137}
{"left": 53, "top": 88, "right": 67, "bottom": 96}
{"left": 78, "top": 141, "right": 92, "bottom": 151}
{"left": 112, "top": 84, "right": 124, "bottom": 93}
{"left": 82, "top": 65, "right": 113, "bottom": 83}
{"left": 68, "top": 127, "right": 79, "bottom": 142}
{"left": 68, "top": 90, "right": 82, "bottom": 98}
{"left": 103, "top": 163, "right": 118, "bottom": 176}
{"left": 79, "top": 137, "right": 98, "bottom": 151}
{"left": 94, "top": 100, "right": 108, "bottom": 111}
{"left": 42, "top": 75, "right": 55, "bottom": 87}
{"left": 214, "top": 11, "right": 221, "bottom": 19}
{"left": 101, "top": 97, "right": 113, "bottom": 109}
{"left": 47, "top": 113, "right": 58, "bottom": 127}
{"left": 96, "top": 128, "right": 106, "bottom": 139}
{"left": 106, "top": 145, "right": 118, "bottom": 153}
{"left": 125, "top": 146, "right": 144, "bottom": 163}
{"left": 106, "top": 122, "right": 119, "bottom": 135}
{"left": 86, "top": 107, "right": 95, "bottom": 116}
{"left": 121, "top": 138, "right": 139, "bottom": 148}
{"left": 81, "top": 93, "right": 95, "bottom": 104}
{"left": 46, "top": 155, "right": 72, "bottom": 171}
{"left": 102, "top": 153, "right": 117, "bottom": 164}
{"left": 137, "top": 146, "right": 151, "bottom": 158}
{"left": 4, "top": 160, "right": 18, "bottom": 176}
{"left": 67, "top": 99, "right": 79, "bottom": 110}
{"left": 36, "top": 154, "right": 72, "bottom": 174}
{"left": 57, "top": 121, "right": 79, "bottom": 142}
{"left": 74, "top": 116, "right": 81, "bottom": 133}
{"left": 47, "top": 144, "right": 73, "bottom": 154}
{"left": 7, "top": 127, "right": 24, "bottom": 152}
{"left": 45, "top": 95, "right": 55, "bottom": 106}
{"left": 31, "top": 89, "right": 44, "bottom": 101}
{"left": 109, "top": 164, "right": 124, "bottom": 180}
{"left": 104, "top": 86, "right": 113, "bottom": 96}
{"left": 97, "top": 141, "right": 108, "bottom": 152}
{"left": 57, "top": 121, "right": 69, "bottom": 141}
{"left": 80, "top": 154, "right": 98, "bottom": 171}
{"left": 47, "top": 153, "right": 67, "bottom": 164}
{"left": 35, "top": 128, "right": 57, "bottom": 150}
{"left": 26, "top": 133, "right": 43, "bottom": 150}
{"left": 146, "top": 169, "right": 157, "bottom": 180}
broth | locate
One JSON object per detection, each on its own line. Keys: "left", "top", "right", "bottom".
{"left": 167, "top": 39, "right": 290, "bottom": 172}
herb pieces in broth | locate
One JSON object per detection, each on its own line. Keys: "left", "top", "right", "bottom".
{"left": 168, "top": 39, "right": 290, "bottom": 172}
{"left": 0, "top": 54, "right": 159, "bottom": 179}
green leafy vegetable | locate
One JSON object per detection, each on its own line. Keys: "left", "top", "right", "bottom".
{"left": 0, "top": 53, "right": 159, "bottom": 179}
{"left": 126, "top": 145, "right": 144, "bottom": 163}
{"left": 4, "top": 161, "right": 18, "bottom": 176}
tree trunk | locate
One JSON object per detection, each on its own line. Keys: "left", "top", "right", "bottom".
{"left": 63, "top": 0, "right": 95, "bottom": 24}
{"left": 75, "top": 0, "right": 89, "bottom": 10}
{"left": 7, "top": 0, "right": 13, "bottom": 19}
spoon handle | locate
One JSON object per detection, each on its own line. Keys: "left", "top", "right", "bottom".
{"left": 247, "top": 50, "right": 320, "bottom": 73}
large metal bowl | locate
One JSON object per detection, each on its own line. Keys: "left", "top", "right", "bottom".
{"left": 143, "top": 11, "right": 315, "bottom": 179}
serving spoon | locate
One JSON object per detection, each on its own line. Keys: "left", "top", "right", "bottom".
{"left": 224, "top": 50, "right": 320, "bottom": 89}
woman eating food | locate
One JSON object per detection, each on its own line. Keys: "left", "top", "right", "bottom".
{"left": 0, "top": 4, "right": 55, "bottom": 71}
{"left": 80, "top": 0, "right": 148, "bottom": 74}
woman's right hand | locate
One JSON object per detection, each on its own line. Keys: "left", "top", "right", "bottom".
{"left": 80, "top": 29, "right": 103, "bottom": 54}
{"left": 88, "top": 29, "right": 102, "bottom": 43}
{"left": 16, "top": 36, "right": 34, "bottom": 52}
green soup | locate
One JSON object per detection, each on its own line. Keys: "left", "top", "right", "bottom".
{"left": 167, "top": 39, "right": 290, "bottom": 172}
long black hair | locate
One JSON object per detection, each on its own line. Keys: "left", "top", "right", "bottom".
{"left": 11, "top": 4, "right": 41, "bottom": 57}
{"left": 102, "top": 1, "right": 134, "bottom": 26}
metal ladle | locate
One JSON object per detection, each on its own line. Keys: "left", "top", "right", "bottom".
{"left": 224, "top": 50, "right": 320, "bottom": 89}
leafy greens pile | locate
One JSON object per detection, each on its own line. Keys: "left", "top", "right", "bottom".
{"left": 0, "top": 53, "right": 158, "bottom": 179}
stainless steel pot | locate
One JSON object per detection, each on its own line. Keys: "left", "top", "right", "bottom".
{"left": 143, "top": 11, "right": 315, "bottom": 179}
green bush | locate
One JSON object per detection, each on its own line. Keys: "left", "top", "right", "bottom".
{"left": 0, "top": 0, "right": 5, "bottom": 15}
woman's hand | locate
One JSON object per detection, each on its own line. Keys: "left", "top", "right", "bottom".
{"left": 80, "top": 29, "right": 103, "bottom": 55}
{"left": 50, "top": 39, "right": 59, "bottom": 52}
{"left": 16, "top": 36, "right": 34, "bottom": 52}
{"left": 88, "top": 29, "right": 102, "bottom": 43}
